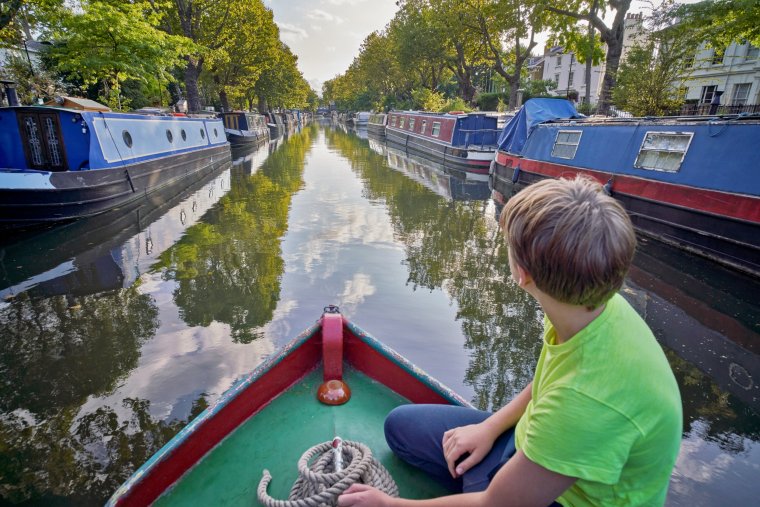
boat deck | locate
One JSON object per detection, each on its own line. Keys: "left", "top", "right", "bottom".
{"left": 154, "top": 367, "right": 449, "bottom": 506}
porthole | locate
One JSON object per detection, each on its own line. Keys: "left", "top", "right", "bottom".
{"left": 166, "top": 129, "right": 174, "bottom": 143}
{"left": 213, "top": 128, "right": 218, "bottom": 138}
{"left": 122, "top": 130, "right": 133, "bottom": 148}
{"left": 200, "top": 129, "right": 206, "bottom": 139}
{"left": 181, "top": 129, "right": 187, "bottom": 141}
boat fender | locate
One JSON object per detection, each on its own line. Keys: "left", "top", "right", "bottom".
{"left": 512, "top": 165, "right": 521, "bottom": 184}
{"left": 603, "top": 177, "right": 614, "bottom": 196}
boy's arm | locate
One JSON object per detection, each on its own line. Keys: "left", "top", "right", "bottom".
{"left": 443, "top": 382, "right": 532, "bottom": 477}
{"left": 338, "top": 449, "right": 575, "bottom": 507}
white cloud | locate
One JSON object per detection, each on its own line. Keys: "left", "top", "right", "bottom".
{"left": 277, "top": 22, "right": 309, "bottom": 43}
{"left": 325, "top": 0, "right": 370, "bottom": 5}
{"left": 308, "top": 9, "right": 344, "bottom": 24}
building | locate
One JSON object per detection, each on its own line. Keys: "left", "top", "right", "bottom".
{"left": 538, "top": 13, "right": 646, "bottom": 105}
{"left": 678, "top": 41, "right": 759, "bottom": 113}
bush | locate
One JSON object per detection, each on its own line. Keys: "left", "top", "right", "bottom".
{"left": 411, "top": 88, "right": 447, "bottom": 112}
{"left": 475, "top": 92, "right": 509, "bottom": 111}
{"left": 443, "top": 97, "right": 471, "bottom": 113}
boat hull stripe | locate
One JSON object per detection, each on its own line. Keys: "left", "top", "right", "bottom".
{"left": 495, "top": 152, "right": 760, "bottom": 224}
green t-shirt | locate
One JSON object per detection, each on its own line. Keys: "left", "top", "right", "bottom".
{"left": 514, "top": 293, "right": 682, "bottom": 506}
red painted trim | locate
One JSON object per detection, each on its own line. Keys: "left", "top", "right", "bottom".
{"left": 496, "top": 153, "right": 760, "bottom": 224}
{"left": 114, "top": 337, "right": 321, "bottom": 507}
{"left": 344, "top": 328, "right": 450, "bottom": 405}
{"left": 322, "top": 313, "right": 343, "bottom": 381}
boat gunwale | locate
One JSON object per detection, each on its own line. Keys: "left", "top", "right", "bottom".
{"left": 107, "top": 314, "right": 471, "bottom": 506}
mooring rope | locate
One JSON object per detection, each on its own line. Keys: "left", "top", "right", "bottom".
{"left": 257, "top": 440, "right": 399, "bottom": 507}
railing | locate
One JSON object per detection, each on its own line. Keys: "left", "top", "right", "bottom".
{"left": 460, "top": 128, "right": 502, "bottom": 149}
{"left": 676, "top": 103, "right": 760, "bottom": 116}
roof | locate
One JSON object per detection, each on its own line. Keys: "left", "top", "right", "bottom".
{"left": 44, "top": 96, "right": 111, "bottom": 112}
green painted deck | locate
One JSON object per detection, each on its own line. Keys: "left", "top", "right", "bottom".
{"left": 154, "top": 367, "right": 449, "bottom": 506}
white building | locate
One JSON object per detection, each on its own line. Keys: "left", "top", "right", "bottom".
{"left": 679, "top": 41, "right": 759, "bottom": 108}
{"left": 539, "top": 13, "right": 646, "bottom": 105}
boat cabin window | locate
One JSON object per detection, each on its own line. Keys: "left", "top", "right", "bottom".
{"left": 122, "top": 130, "right": 133, "bottom": 148}
{"left": 421, "top": 120, "right": 427, "bottom": 133}
{"left": 635, "top": 132, "right": 693, "bottom": 172}
{"left": 431, "top": 122, "right": 441, "bottom": 137}
{"left": 390, "top": 116, "right": 396, "bottom": 127}
{"left": 166, "top": 130, "right": 174, "bottom": 143}
{"left": 409, "top": 118, "right": 415, "bottom": 130}
{"left": 200, "top": 129, "right": 206, "bottom": 139}
{"left": 551, "top": 130, "right": 582, "bottom": 159}
{"left": 399, "top": 117, "right": 405, "bottom": 128}
{"left": 181, "top": 129, "right": 187, "bottom": 141}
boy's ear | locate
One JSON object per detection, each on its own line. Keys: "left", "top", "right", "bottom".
{"left": 515, "top": 263, "right": 533, "bottom": 288}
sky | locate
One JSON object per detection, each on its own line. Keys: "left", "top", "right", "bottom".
{"left": 264, "top": 0, "right": 666, "bottom": 96}
{"left": 264, "top": 0, "right": 398, "bottom": 95}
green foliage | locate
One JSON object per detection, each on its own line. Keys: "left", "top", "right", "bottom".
{"left": 411, "top": 87, "right": 447, "bottom": 111}
{"left": 0, "top": 52, "right": 65, "bottom": 103}
{"left": 668, "top": 0, "right": 760, "bottom": 49}
{"left": 475, "top": 92, "right": 509, "bottom": 111}
{"left": 46, "top": 1, "right": 193, "bottom": 110}
{"left": 612, "top": 42, "right": 688, "bottom": 116}
{"left": 521, "top": 79, "right": 558, "bottom": 100}
{"left": 442, "top": 97, "right": 471, "bottom": 113}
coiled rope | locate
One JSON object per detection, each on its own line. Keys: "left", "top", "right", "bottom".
{"left": 257, "top": 439, "right": 398, "bottom": 507}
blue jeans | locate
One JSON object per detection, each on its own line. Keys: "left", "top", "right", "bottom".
{"left": 385, "top": 404, "right": 562, "bottom": 506}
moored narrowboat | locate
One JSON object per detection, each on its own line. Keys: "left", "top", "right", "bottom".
{"left": 0, "top": 103, "right": 230, "bottom": 229}
{"left": 107, "top": 306, "right": 467, "bottom": 506}
{"left": 490, "top": 98, "right": 760, "bottom": 277}
{"left": 351, "top": 111, "right": 371, "bottom": 127}
{"left": 368, "top": 113, "right": 387, "bottom": 137}
{"left": 385, "top": 111, "right": 500, "bottom": 176}
{"left": 220, "top": 111, "right": 269, "bottom": 147}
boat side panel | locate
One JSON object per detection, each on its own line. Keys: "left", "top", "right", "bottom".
{"left": 522, "top": 123, "right": 760, "bottom": 197}
{"left": 107, "top": 328, "right": 322, "bottom": 507}
{"left": 343, "top": 320, "right": 471, "bottom": 407}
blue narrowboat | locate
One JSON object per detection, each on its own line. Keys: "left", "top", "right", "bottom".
{"left": 220, "top": 112, "right": 269, "bottom": 147}
{"left": 489, "top": 98, "right": 760, "bottom": 277}
{"left": 385, "top": 111, "right": 501, "bottom": 176}
{"left": 0, "top": 102, "right": 230, "bottom": 228}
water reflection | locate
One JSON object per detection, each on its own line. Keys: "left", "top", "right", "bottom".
{"left": 0, "top": 124, "right": 756, "bottom": 505}
{"left": 0, "top": 129, "right": 313, "bottom": 504}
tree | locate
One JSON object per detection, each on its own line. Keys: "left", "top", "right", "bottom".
{"left": 612, "top": 41, "right": 687, "bottom": 116}
{"left": 547, "top": 0, "right": 634, "bottom": 114}
{"left": 667, "top": 0, "right": 760, "bottom": 49}
{"left": 47, "top": 1, "right": 192, "bottom": 110}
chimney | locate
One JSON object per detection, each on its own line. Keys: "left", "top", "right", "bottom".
{"left": 1, "top": 80, "right": 20, "bottom": 107}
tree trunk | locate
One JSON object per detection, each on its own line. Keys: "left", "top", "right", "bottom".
{"left": 219, "top": 88, "right": 229, "bottom": 112}
{"left": 184, "top": 58, "right": 203, "bottom": 112}
{"left": 585, "top": 22, "right": 593, "bottom": 106}
{"left": 258, "top": 96, "right": 268, "bottom": 114}
{"left": 598, "top": 36, "right": 623, "bottom": 114}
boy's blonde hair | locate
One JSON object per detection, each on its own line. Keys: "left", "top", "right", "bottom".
{"left": 500, "top": 176, "right": 636, "bottom": 309}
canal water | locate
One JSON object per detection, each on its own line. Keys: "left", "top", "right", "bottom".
{"left": 0, "top": 123, "right": 757, "bottom": 506}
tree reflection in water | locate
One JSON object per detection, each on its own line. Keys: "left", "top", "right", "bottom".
{"left": 0, "top": 128, "right": 314, "bottom": 504}
{"left": 325, "top": 128, "right": 544, "bottom": 410}
{"left": 155, "top": 127, "right": 312, "bottom": 343}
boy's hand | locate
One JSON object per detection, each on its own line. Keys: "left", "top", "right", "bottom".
{"left": 338, "top": 484, "right": 392, "bottom": 507}
{"left": 442, "top": 423, "right": 495, "bottom": 478}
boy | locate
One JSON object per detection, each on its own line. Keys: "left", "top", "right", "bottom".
{"left": 339, "top": 176, "right": 682, "bottom": 507}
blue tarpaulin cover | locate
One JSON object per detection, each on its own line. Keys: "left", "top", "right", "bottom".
{"left": 497, "top": 98, "right": 583, "bottom": 155}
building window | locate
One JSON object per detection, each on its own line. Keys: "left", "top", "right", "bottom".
{"left": 711, "top": 47, "right": 725, "bottom": 65}
{"left": 421, "top": 119, "right": 427, "bottom": 133}
{"left": 732, "top": 83, "right": 752, "bottom": 105}
{"left": 409, "top": 118, "right": 415, "bottom": 130}
{"left": 700, "top": 85, "right": 717, "bottom": 104}
{"left": 431, "top": 121, "right": 441, "bottom": 137}
{"left": 634, "top": 132, "right": 693, "bottom": 173}
{"left": 554, "top": 73, "right": 560, "bottom": 85}
{"left": 568, "top": 72, "right": 574, "bottom": 86}
{"left": 556, "top": 55, "right": 562, "bottom": 67}
{"left": 551, "top": 130, "right": 582, "bottom": 159}
{"left": 684, "top": 53, "right": 695, "bottom": 67}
